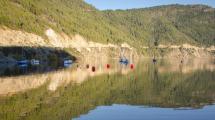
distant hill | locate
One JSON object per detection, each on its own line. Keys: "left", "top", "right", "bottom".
{"left": 104, "top": 4, "right": 215, "bottom": 46}
{"left": 0, "top": 0, "right": 214, "bottom": 48}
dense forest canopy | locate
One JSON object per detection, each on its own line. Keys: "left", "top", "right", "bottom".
{"left": 0, "top": 0, "right": 214, "bottom": 47}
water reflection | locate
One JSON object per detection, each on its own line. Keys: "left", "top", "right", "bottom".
{"left": 157, "top": 58, "right": 215, "bottom": 73}
{"left": 75, "top": 104, "right": 215, "bottom": 120}
{"left": 0, "top": 58, "right": 214, "bottom": 120}
{"left": 0, "top": 58, "right": 134, "bottom": 96}
{"left": 0, "top": 64, "right": 63, "bottom": 77}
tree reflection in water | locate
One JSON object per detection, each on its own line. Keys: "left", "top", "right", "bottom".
{"left": 0, "top": 58, "right": 214, "bottom": 120}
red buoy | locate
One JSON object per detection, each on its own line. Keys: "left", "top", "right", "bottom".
{"left": 92, "top": 66, "right": 96, "bottom": 72}
{"left": 130, "top": 64, "right": 134, "bottom": 69}
{"left": 106, "top": 64, "right": 110, "bottom": 69}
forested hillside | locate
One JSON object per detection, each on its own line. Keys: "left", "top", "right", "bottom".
{"left": 0, "top": 0, "right": 214, "bottom": 47}
{"left": 104, "top": 5, "right": 215, "bottom": 46}
{"left": 0, "top": 0, "right": 130, "bottom": 44}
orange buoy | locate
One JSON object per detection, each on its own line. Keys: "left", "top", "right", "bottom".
{"left": 92, "top": 66, "right": 96, "bottom": 72}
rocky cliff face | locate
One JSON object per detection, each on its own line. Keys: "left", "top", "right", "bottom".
{"left": 0, "top": 27, "right": 139, "bottom": 62}
{"left": 0, "top": 27, "right": 214, "bottom": 62}
{"left": 142, "top": 44, "right": 215, "bottom": 59}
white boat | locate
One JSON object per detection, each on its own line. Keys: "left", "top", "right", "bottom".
{"left": 64, "top": 59, "right": 73, "bottom": 64}
{"left": 31, "top": 59, "right": 40, "bottom": 65}
{"left": 64, "top": 59, "right": 73, "bottom": 67}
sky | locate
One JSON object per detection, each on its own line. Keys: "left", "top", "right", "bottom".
{"left": 85, "top": 0, "right": 215, "bottom": 10}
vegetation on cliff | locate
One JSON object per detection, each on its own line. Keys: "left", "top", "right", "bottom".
{"left": 0, "top": 0, "right": 214, "bottom": 48}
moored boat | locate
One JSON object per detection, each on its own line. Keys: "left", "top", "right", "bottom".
{"left": 31, "top": 59, "right": 40, "bottom": 65}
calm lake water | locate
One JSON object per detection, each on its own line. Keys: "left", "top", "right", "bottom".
{"left": 0, "top": 58, "right": 214, "bottom": 120}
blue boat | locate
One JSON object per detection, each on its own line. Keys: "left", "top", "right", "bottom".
{"left": 17, "top": 60, "right": 28, "bottom": 68}
{"left": 18, "top": 64, "right": 28, "bottom": 68}
{"left": 17, "top": 60, "right": 28, "bottom": 65}
{"left": 119, "top": 58, "right": 129, "bottom": 65}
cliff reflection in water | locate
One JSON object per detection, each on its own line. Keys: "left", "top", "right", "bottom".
{"left": 0, "top": 58, "right": 134, "bottom": 96}
{"left": 0, "top": 58, "right": 215, "bottom": 120}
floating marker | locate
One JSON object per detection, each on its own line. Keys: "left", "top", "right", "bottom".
{"left": 86, "top": 64, "right": 89, "bottom": 69}
{"left": 106, "top": 64, "right": 110, "bottom": 69}
{"left": 92, "top": 66, "right": 96, "bottom": 72}
{"left": 153, "top": 59, "right": 157, "bottom": 63}
{"left": 130, "top": 64, "right": 134, "bottom": 69}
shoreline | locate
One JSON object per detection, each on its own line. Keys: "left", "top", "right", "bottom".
{"left": 0, "top": 27, "right": 214, "bottom": 63}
